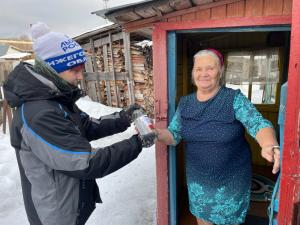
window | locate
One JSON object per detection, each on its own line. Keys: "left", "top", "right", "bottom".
{"left": 225, "top": 49, "right": 280, "bottom": 104}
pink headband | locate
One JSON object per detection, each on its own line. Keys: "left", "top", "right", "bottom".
{"left": 206, "top": 48, "right": 224, "bottom": 66}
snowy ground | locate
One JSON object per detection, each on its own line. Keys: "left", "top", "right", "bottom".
{"left": 0, "top": 96, "right": 157, "bottom": 225}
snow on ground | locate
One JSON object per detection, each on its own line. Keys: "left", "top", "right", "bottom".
{"left": 0, "top": 96, "right": 157, "bottom": 225}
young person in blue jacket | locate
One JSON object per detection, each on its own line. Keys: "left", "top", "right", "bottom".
{"left": 4, "top": 22, "right": 154, "bottom": 225}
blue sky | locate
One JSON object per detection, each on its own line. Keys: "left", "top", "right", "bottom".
{"left": 0, "top": 0, "right": 142, "bottom": 38}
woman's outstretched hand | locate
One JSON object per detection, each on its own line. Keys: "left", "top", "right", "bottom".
{"left": 261, "top": 146, "right": 281, "bottom": 174}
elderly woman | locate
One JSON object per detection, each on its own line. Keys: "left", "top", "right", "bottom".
{"left": 155, "top": 49, "right": 280, "bottom": 225}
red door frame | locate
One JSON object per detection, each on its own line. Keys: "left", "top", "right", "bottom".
{"left": 153, "top": 14, "right": 299, "bottom": 225}
{"left": 278, "top": 0, "right": 300, "bottom": 224}
{"left": 153, "top": 28, "right": 169, "bottom": 225}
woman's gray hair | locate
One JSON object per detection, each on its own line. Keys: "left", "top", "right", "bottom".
{"left": 192, "top": 49, "right": 225, "bottom": 85}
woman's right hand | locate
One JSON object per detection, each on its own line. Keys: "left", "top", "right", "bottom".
{"left": 261, "top": 145, "right": 281, "bottom": 174}
{"left": 154, "top": 128, "right": 176, "bottom": 145}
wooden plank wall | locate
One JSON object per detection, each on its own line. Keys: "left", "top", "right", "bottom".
{"left": 167, "top": 0, "right": 292, "bottom": 22}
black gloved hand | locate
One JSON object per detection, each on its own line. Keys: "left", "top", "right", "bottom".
{"left": 124, "top": 103, "right": 143, "bottom": 123}
{"left": 137, "top": 132, "right": 156, "bottom": 148}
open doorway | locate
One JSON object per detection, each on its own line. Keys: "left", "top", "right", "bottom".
{"left": 170, "top": 29, "right": 290, "bottom": 225}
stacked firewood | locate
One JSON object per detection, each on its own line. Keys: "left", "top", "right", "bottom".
{"left": 85, "top": 40, "right": 154, "bottom": 117}
{"left": 106, "top": 43, "right": 126, "bottom": 108}
{"left": 131, "top": 42, "right": 154, "bottom": 117}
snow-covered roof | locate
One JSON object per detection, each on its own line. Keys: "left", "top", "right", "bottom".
{"left": 135, "top": 40, "right": 152, "bottom": 48}
{"left": 73, "top": 22, "right": 117, "bottom": 40}
{"left": 23, "top": 59, "right": 35, "bottom": 65}
{"left": 92, "top": 0, "right": 151, "bottom": 19}
{"left": 0, "top": 52, "right": 31, "bottom": 59}
{"left": 78, "top": 22, "right": 114, "bottom": 35}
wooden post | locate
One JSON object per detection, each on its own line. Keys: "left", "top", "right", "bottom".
{"left": 1, "top": 71, "right": 12, "bottom": 134}
{"left": 2, "top": 99, "right": 12, "bottom": 134}
{"left": 80, "top": 77, "right": 87, "bottom": 96}
{"left": 153, "top": 25, "right": 169, "bottom": 225}
{"left": 90, "top": 38, "right": 102, "bottom": 102}
{"left": 83, "top": 55, "right": 94, "bottom": 97}
{"left": 2, "top": 97, "right": 7, "bottom": 134}
{"left": 109, "top": 32, "right": 120, "bottom": 106}
{"left": 0, "top": 85, "right": 5, "bottom": 133}
{"left": 123, "top": 31, "right": 135, "bottom": 105}
{"left": 103, "top": 44, "right": 112, "bottom": 106}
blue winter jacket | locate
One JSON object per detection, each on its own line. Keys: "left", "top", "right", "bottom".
{"left": 3, "top": 62, "right": 142, "bottom": 225}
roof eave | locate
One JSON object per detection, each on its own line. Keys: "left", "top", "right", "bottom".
{"left": 92, "top": 0, "right": 156, "bottom": 23}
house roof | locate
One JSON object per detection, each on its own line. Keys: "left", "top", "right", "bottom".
{"left": 0, "top": 52, "right": 31, "bottom": 60}
{"left": 73, "top": 23, "right": 120, "bottom": 41}
{"left": 92, "top": 0, "right": 154, "bottom": 18}
{"left": 0, "top": 43, "right": 31, "bottom": 57}
{"left": 0, "top": 39, "right": 33, "bottom": 52}
{"left": 92, "top": 0, "right": 166, "bottom": 24}
{"left": 92, "top": 0, "right": 237, "bottom": 30}
{"left": 74, "top": 21, "right": 152, "bottom": 45}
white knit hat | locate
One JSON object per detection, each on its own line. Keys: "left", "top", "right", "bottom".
{"left": 30, "top": 22, "right": 86, "bottom": 73}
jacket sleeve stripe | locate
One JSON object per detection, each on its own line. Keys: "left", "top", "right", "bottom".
{"left": 58, "top": 103, "right": 68, "bottom": 118}
{"left": 21, "top": 104, "right": 94, "bottom": 155}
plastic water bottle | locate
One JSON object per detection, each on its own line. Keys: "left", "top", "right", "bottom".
{"left": 133, "top": 109, "right": 155, "bottom": 139}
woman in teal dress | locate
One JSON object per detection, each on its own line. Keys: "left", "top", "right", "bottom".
{"left": 155, "top": 49, "right": 281, "bottom": 225}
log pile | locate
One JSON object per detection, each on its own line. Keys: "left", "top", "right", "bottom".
{"left": 131, "top": 42, "right": 154, "bottom": 117}
{"left": 88, "top": 40, "right": 154, "bottom": 117}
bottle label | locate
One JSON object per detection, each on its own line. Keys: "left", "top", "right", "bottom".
{"left": 135, "top": 115, "right": 154, "bottom": 135}
{"left": 141, "top": 115, "right": 154, "bottom": 129}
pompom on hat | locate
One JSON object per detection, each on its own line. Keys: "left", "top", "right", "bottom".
{"left": 30, "top": 22, "right": 86, "bottom": 73}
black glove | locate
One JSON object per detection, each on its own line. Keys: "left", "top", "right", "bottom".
{"left": 137, "top": 132, "right": 156, "bottom": 148}
{"left": 124, "top": 103, "right": 143, "bottom": 123}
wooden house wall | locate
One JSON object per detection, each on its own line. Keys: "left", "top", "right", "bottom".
{"left": 166, "top": 0, "right": 292, "bottom": 23}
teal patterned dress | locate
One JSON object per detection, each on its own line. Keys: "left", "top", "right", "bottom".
{"left": 168, "top": 87, "right": 273, "bottom": 225}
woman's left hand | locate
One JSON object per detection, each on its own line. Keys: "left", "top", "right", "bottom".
{"left": 261, "top": 146, "right": 281, "bottom": 174}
